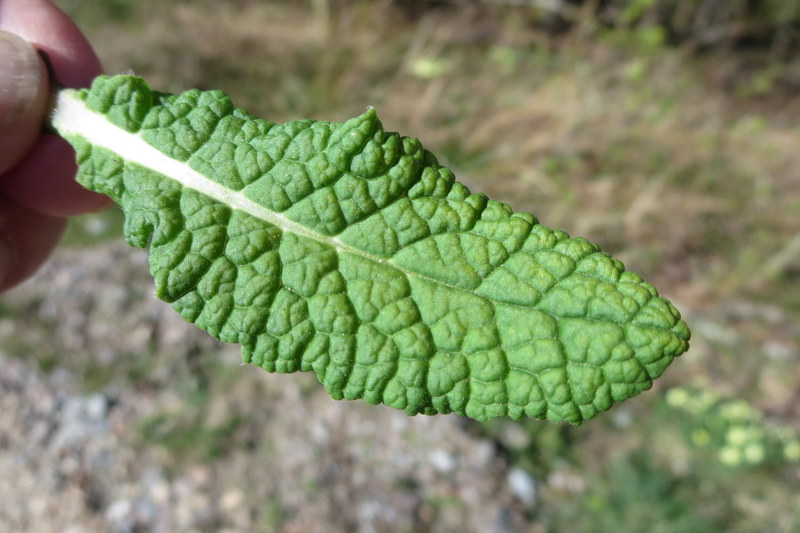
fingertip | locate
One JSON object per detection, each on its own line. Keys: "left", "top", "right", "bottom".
{"left": 0, "top": 29, "right": 49, "bottom": 174}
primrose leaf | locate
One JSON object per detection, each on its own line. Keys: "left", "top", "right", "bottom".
{"left": 51, "top": 75, "right": 690, "bottom": 424}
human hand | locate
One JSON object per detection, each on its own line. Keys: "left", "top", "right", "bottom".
{"left": 0, "top": 0, "right": 107, "bottom": 292}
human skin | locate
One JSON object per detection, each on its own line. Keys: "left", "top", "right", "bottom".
{"left": 0, "top": 0, "right": 107, "bottom": 291}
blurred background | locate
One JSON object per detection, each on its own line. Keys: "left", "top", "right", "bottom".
{"left": 2, "top": 0, "right": 799, "bottom": 531}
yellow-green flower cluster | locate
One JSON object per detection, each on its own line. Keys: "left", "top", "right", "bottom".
{"left": 665, "top": 386, "right": 800, "bottom": 468}
{"left": 719, "top": 426, "right": 765, "bottom": 467}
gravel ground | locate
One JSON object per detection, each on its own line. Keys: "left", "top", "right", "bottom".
{"left": 0, "top": 242, "right": 538, "bottom": 533}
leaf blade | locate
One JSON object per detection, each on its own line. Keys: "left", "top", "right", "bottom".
{"left": 52, "top": 75, "right": 691, "bottom": 423}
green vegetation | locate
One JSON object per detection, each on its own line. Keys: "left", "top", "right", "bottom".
{"left": 43, "top": 0, "right": 800, "bottom": 530}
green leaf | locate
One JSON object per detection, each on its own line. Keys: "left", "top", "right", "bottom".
{"left": 51, "top": 75, "right": 690, "bottom": 423}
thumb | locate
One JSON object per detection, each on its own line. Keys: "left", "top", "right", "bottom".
{"left": 0, "top": 29, "right": 49, "bottom": 175}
